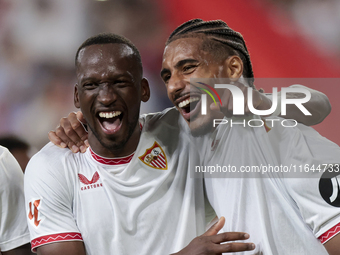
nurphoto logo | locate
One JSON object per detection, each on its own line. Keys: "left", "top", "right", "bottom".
{"left": 192, "top": 78, "right": 312, "bottom": 128}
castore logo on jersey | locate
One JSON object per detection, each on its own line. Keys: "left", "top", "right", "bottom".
{"left": 78, "top": 171, "right": 103, "bottom": 191}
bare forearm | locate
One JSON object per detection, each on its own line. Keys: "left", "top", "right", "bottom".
{"left": 279, "top": 85, "right": 331, "bottom": 126}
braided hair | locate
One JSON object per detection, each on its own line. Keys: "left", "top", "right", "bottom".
{"left": 167, "top": 19, "right": 254, "bottom": 87}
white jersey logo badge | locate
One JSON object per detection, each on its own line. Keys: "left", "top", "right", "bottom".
{"left": 139, "top": 142, "right": 168, "bottom": 170}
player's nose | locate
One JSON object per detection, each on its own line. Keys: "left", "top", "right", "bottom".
{"left": 97, "top": 84, "right": 117, "bottom": 106}
{"left": 167, "top": 76, "right": 187, "bottom": 99}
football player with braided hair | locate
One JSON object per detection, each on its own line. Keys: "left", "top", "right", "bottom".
{"left": 161, "top": 18, "right": 340, "bottom": 254}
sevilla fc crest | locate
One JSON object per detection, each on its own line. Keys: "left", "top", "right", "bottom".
{"left": 139, "top": 142, "right": 168, "bottom": 170}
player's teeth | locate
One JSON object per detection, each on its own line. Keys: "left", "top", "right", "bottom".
{"left": 99, "top": 111, "right": 122, "bottom": 118}
{"left": 178, "top": 97, "right": 200, "bottom": 108}
{"left": 114, "top": 111, "right": 122, "bottom": 117}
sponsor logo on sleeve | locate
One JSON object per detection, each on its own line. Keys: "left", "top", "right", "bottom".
{"left": 319, "top": 166, "right": 340, "bottom": 207}
{"left": 28, "top": 199, "right": 43, "bottom": 227}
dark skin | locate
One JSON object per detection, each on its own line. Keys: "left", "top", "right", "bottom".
{"left": 2, "top": 243, "right": 34, "bottom": 255}
{"left": 74, "top": 43, "right": 150, "bottom": 158}
{"left": 324, "top": 236, "right": 340, "bottom": 255}
{"left": 172, "top": 217, "right": 255, "bottom": 255}
{"left": 36, "top": 242, "right": 85, "bottom": 255}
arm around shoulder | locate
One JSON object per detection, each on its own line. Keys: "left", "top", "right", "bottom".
{"left": 280, "top": 84, "right": 331, "bottom": 126}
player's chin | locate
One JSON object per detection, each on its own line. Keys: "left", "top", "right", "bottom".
{"left": 100, "top": 136, "right": 128, "bottom": 151}
{"left": 189, "top": 115, "right": 215, "bottom": 137}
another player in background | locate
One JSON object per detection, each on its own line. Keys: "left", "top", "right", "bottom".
{"left": 24, "top": 33, "right": 255, "bottom": 255}
{"left": 0, "top": 145, "right": 32, "bottom": 255}
{"left": 0, "top": 136, "right": 32, "bottom": 173}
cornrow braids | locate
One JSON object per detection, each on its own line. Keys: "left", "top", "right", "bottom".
{"left": 167, "top": 19, "right": 254, "bottom": 87}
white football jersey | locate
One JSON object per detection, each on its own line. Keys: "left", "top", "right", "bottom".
{"left": 0, "top": 146, "right": 30, "bottom": 252}
{"left": 25, "top": 108, "right": 211, "bottom": 254}
{"left": 203, "top": 117, "right": 340, "bottom": 255}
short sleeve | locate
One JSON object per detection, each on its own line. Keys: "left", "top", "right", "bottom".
{"left": 0, "top": 146, "right": 30, "bottom": 252}
{"left": 281, "top": 125, "right": 340, "bottom": 244}
{"left": 24, "top": 148, "right": 83, "bottom": 252}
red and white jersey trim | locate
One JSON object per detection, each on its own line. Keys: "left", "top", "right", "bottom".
{"left": 90, "top": 148, "right": 134, "bottom": 165}
{"left": 31, "top": 232, "right": 83, "bottom": 251}
{"left": 318, "top": 222, "right": 340, "bottom": 244}
{"left": 88, "top": 122, "right": 142, "bottom": 165}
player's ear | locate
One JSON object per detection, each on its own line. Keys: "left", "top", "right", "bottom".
{"left": 141, "top": 78, "right": 150, "bottom": 103}
{"left": 74, "top": 84, "right": 80, "bottom": 108}
{"left": 224, "top": 55, "right": 243, "bottom": 80}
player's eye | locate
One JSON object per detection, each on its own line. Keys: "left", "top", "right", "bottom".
{"left": 183, "top": 65, "right": 196, "bottom": 73}
{"left": 83, "top": 83, "right": 98, "bottom": 89}
{"left": 162, "top": 74, "right": 171, "bottom": 83}
{"left": 114, "top": 80, "right": 128, "bottom": 86}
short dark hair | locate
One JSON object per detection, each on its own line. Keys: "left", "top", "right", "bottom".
{"left": 167, "top": 19, "right": 254, "bottom": 87}
{"left": 75, "top": 33, "right": 142, "bottom": 73}
{"left": 0, "top": 135, "right": 29, "bottom": 152}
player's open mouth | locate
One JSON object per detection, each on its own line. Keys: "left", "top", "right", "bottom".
{"left": 98, "top": 111, "right": 123, "bottom": 134}
{"left": 177, "top": 96, "right": 201, "bottom": 121}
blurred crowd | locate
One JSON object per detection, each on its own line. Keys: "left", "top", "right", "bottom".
{"left": 0, "top": 0, "right": 339, "bottom": 152}
{"left": 268, "top": 0, "right": 340, "bottom": 59}
{"left": 0, "top": 0, "right": 171, "bottom": 150}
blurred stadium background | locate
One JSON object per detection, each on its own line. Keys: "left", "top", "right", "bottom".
{"left": 0, "top": 0, "right": 339, "bottom": 151}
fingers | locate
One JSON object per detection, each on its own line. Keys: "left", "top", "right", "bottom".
{"left": 76, "top": 111, "right": 87, "bottom": 124}
{"left": 59, "top": 113, "right": 88, "bottom": 153}
{"left": 208, "top": 231, "right": 255, "bottom": 254}
{"left": 210, "top": 102, "right": 221, "bottom": 112}
{"left": 48, "top": 112, "right": 89, "bottom": 153}
{"left": 202, "top": 218, "right": 255, "bottom": 253}
{"left": 211, "top": 83, "right": 241, "bottom": 118}
{"left": 54, "top": 123, "right": 80, "bottom": 153}
{"left": 202, "top": 217, "right": 225, "bottom": 237}
{"left": 210, "top": 231, "right": 250, "bottom": 244}
{"left": 179, "top": 218, "right": 255, "bottom": 255}
{"left": 215, "top": 241, "right": 255, "bottom": 253}
{"left": 48, "top": 131, "right": 67, "bottom": 148}
{"left": 65, "top": 112, "right": 89, "bottom": 143}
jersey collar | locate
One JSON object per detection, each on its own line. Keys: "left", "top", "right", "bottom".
{"left": 88, "top": 121, "right": 142, "bottom": 165}
{"left": 89, "top": 148, "right": 134, "bottom": 165}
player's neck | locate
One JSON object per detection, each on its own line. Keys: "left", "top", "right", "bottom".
{"left": 89, "top": 126, "right": 141, "bottom": 158}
